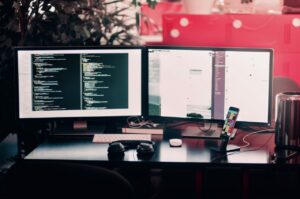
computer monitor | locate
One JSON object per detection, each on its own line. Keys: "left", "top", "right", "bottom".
{"left": 147, "top": 46, "right": 273, "bottom": 126}
{"left": 16, "top": 46, "right": 143, "bottom": 121}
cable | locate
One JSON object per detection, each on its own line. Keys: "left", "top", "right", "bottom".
{"left": 273, "top": 144, "right": 300, "bottom": 162}
{"left": 237, "top": 125, "right": 270, "bottom": 132}
{"left": 281, "top": 151, "right": 299, "bottom": 162}
{"left": 240, "top": 133, "right": 274, "bottom": 152}
{"left": 240, "top": 128, "right": 275, "bottom": 149}
{"left": 126, "top": 116, "right": 156, "bottom": 128}
{"left": 212, "top": 134, "right": 274, "bottom": 163}
{"left": 197, "top": 122, "right": 214, "bottom": 133}
{"left": 211, "top": 130, "right": 274, "bottom": 163}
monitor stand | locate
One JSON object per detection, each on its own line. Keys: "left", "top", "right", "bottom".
{"left": 51, "top": 120, "right": 105, "bottom": 136}
{"left": 181, "top": 123, "right": 222, "bottom": 139}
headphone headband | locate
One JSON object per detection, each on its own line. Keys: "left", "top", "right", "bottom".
{"left": 109, "top": 140, "right": 154, "bottom": 150}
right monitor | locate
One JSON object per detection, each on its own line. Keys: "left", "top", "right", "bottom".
{"left": 147, "top": 46, "right": 273, "bottom": 125}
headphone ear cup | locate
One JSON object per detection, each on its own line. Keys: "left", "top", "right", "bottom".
{"left": 137, "top": 142, "right": 154, "bottom": 156}
{"left": 108, "top": 142, "right": 126, "bottom": 156}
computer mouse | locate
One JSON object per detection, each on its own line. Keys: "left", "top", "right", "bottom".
{"left": 169, "top": 139, "right": 182, "bottom": 147}
{"left": 137, "top": 142, "right": 154, "bottom": 155}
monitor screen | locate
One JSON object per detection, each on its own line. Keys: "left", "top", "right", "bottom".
{"left": 147, "top": 46, "right": 273, "bottom": 125}
{"left": 16, "top": 46, "right": 142, "bottom": 119}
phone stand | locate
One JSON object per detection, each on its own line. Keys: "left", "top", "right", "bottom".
{"left": 210, "top": 129, "right": 240, "bottom": 153}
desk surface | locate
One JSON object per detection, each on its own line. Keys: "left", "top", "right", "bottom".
{"left": 25, "top": 128, "right": 275, "bottom": 167}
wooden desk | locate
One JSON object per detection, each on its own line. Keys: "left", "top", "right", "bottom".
{"left": 25, "top": 131, "right": 271, "bottom": 166}
{"left": 24, "top": 129, "right": 300, "bottom": 199}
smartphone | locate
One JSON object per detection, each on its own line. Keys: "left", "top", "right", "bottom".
{"left": 222, "top": 106, "right": 240, "bottom": 137}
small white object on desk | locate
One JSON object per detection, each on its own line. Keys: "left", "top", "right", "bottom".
{"left": 169, "top": 139, "right": 182, "bottom": 147}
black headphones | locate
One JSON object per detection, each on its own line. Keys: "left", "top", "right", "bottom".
{"left": 107, "top": 140, "right": 155, "bottom": 158}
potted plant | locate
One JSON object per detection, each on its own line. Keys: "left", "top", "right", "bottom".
{"left": 0, "top": 0, "right": 157, "bottom": 139}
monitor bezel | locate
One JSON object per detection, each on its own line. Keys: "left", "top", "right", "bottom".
{"left": 145, "top": 45, "right": 274, "bottom": 126}
{"left": 14, "top": 45, "right": 146, "bottom": 123}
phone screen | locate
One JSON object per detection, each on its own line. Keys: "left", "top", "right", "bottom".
{"left": 222, "top": 107, "right": 239, "bottom": 137}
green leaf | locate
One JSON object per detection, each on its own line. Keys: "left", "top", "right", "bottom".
{"left": 146, "top": 0, "right": 157, "bottom": 9}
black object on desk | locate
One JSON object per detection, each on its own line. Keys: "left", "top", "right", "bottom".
{"left": 210, "top": 129, "right": 240, "bottom": 153}
{"left": 107, "top": 140, "right": 155, "bottom": 158}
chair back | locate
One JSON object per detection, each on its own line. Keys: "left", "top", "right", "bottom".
{"left": 4, "top": 160, "right": 135, "bottom": 199}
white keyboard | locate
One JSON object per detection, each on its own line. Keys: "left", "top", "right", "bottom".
{"left": 92, "top": 133, "right": 151, "bottom": 143}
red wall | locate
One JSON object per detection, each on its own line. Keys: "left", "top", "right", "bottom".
{"left": 162, "top": 14, "right": 300, "bottom": 88}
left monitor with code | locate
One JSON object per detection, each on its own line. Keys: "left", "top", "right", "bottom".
{"left": 16, "top": 46, "right": 143, "bottom": 120}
